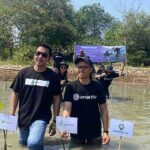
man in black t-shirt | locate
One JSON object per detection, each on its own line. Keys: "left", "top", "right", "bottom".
{"left": 77, "top": 49, "right": 85, "bottom": 57}
{"left": 10, "top": 44, "right": 61, "bottom": 150}
{"left": 95, "top": 65, "right": 124, "bottom": 99}
{"left": 61, "top": 56, "right": 110, "bottom": 146}
{"left": 73, "top": 49, "right": 85, "bottom": 64}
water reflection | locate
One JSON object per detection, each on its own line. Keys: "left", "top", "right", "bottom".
{"left": 0, "top": 80, "right": 150, "bottom": 150}
{"left": 108, "top": 82, "right": 150, "bottom": 150}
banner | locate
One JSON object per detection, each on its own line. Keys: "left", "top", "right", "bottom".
{"left": 75, "top": 45, "right": 126, "bottom": 63}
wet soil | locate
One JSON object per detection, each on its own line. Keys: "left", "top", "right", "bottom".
{"left": 0, "top": 65, "right": 150, "bottom": 83}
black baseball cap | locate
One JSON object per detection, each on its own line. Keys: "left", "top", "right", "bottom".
{"left": 59, "top": 61, "right": 69, "bottom": 69}
{"left": 74, "top": 56, "right": 93, "bottom": 67}
{"left": 106, "top": 65, "right": 113, "bottom": 71}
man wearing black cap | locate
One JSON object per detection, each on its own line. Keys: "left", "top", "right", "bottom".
{"left": 61, "top": 56, "right": 110, "bottom": 147}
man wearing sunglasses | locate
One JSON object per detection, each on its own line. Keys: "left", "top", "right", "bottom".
{"left": 61, "top": 56, "right": 110, "bottom": 148}
{"left": 10, "top": 44, "right": 61, "bottom": 150}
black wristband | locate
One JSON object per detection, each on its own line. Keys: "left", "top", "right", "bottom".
{"left": 103, "top": 130, "right": 109, "bottom": 134}
{"left": 53, "top": 120, "right": 56, "bottom": 123}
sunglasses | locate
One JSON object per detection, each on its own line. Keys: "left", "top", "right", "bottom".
{"left": 76, "top": 65, "right": 90, "bottom": 69}
{"left": 35, "top": 51, "right": 48, "bottom": 58}
{"left": 60, "top": 66, "right": 67, "bottom": 69}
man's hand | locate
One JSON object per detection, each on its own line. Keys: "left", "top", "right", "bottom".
{"left": 60, "top": 80, "right": 66, "bottom": 86}
{"left": 49, "top": 121, "right": 56, "bottom": 136}
{"left": 95, "top": 73, "right": 106, "bottom": 79}
{"left": 101, "top": 73, "right": 106, "bottom": 77}
{"left": 119, "top": 71, "right": 125, "bottom": 76}
{"left": 60, "top": 132, "right": 70, "bottom": 140}
{"left": 102, "top": 132, "right": 110, "bottom": 144}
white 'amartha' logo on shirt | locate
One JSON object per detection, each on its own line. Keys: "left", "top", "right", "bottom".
{"left": 73, "top": 93, "right": 97, "bottom": 101}
{"left": 25, "top": 78, "right": 50, "bottom": 87}
{"left": 73, "top": 94, "right": 79, "bottom": 101}
{"left": 80, "top": 95, "right": 97, "bottom": 99}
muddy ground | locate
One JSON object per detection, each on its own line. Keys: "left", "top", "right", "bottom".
{"left": 0, "top": 65, "right": 150, "bottom": 83}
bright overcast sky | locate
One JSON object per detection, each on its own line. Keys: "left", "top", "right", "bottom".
{"left": 71, "top": 0, "right": 150, "bottom": 20}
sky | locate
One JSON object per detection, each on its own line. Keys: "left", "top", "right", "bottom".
{"left": 71, "top": 0, "right": 150, "bottom": 20}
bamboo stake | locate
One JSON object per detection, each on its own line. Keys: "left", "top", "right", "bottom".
{"left": 118, "top": 136, "right": 122, "bottom": 150}
{"left": 3, "top": 130, "right": 7, "bottom": 150}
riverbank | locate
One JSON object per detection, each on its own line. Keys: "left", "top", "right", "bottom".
{"left": 0, "top": 65, "right": 150, "bottom": 83}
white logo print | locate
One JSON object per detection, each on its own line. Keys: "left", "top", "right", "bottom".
{"left": 25, "top": 78, "right": 50, "bottom": 87}
{"left": 73, "top": 94, "right": 79, "bottom": 101}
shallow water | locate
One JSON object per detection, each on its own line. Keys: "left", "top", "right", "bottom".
{"left": 0, "top": 80, "right": 150, "bottom": 150}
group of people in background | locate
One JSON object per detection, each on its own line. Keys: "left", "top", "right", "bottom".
{"left": 95, "top": 64, "right": 124, "bottom": 99}
{"left": 52, "top": 47, "right": 69, "bottom": 92}
{"left": 9, "top": 44, "right": 124, "bottom": 150}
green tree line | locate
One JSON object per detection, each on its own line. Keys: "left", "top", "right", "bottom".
{"left": 0, "top": 0, "right": 150, "bottom": 66}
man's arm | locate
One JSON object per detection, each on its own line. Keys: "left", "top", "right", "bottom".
{"left": 63, "top": 101, "right": 72, "bottom": 117}
{"left": 61, "top": 101, "right": 72, "bottom": 140}
{"left": 99, "top": 103, "right": 110, "bottom": 144}
{"left": 52, "top": 95, "right": 61, "bottom": 121}
{"left": 10, "top": 91, "right": 19, "bottom": 115}
{"left": 95, "top": 73, "right": 106, "bottom": 79}
{"left": 49, "top": 95, "right": 61, "bottom": 136}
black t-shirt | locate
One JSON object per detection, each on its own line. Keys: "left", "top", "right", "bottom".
{"left": 58, "top": 72, "right": 68, "bottom": 88}
{"left": 97, "top": 71, "right": 119, "bottom": 89}
{"left": 10, "top": 66, "right": 61, "bottom": 128}
{"left": 58, "top": 72, "right": 67, "bottom": 81}
{"left": 63, "top": 80, "right": 106, "bottom": 139}
{"left": 97, "top": 69, "right": 104, "bottom": 75}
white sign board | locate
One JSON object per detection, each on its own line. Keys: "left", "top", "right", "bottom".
{"left": 109, "top": 119, "right": 134, "bottom": 138}
{"left": 56, "top": 116, "right": 78, "bottom": 134}
{"left": 0, "top": 113, "right": 17, "bottom": 132}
